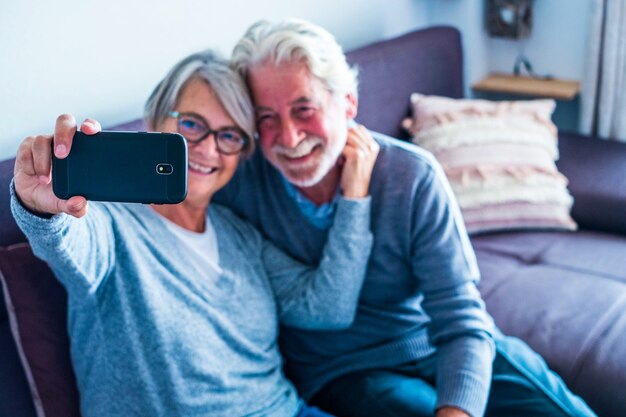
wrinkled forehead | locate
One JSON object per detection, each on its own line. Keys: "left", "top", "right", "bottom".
{"left": 248, "top": 61, "right": 331, "bottom": 106}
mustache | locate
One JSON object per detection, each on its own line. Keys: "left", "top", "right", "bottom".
{"left": 272, "top": 137, "right": 323, "bottom": 158}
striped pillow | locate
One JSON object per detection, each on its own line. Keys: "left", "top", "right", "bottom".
{"left": 403, "top": 93, "right": 577, "bottom": 235}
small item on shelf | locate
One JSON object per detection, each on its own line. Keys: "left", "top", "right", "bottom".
{"left": 513, "top": 54, "right": 553, "bottom": 80}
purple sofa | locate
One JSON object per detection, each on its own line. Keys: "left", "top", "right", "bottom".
{"left": 1, "top": 26, "right": 625, "bottom": 417}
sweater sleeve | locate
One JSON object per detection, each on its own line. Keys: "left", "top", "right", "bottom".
{"left": 10, "top": 180, "right": 116, "bottom": 296}
{"left": 262, "top": 196, "right": 373, "bottom": 330}
{"left": 408, "top": 159, "right": 495, "bottom": 417}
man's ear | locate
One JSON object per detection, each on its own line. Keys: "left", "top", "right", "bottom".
{"left": 345, "top": 93, "right": 358, "bottom": 120}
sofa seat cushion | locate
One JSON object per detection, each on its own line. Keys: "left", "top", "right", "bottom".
{"left": 472, "top": 230, "right": 626, "bottom": 416}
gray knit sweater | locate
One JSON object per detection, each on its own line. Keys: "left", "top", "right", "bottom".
{"left": 11, "top": 184, "right": 373, "bottom": 417}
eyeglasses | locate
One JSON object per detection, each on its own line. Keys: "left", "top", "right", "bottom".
{"left": 167, "top": 111, "right": 249, "bottom": 155}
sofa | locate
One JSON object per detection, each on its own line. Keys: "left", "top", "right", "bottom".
{"left": 1, "top": 26, "right": 625, "bottom": 417}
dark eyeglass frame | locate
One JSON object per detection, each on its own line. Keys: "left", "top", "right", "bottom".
{"left": 167, "top": 111, "right": 249, "bottom": 155}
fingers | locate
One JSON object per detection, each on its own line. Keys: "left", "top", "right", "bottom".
{"left": 63, "top": 196, "right": 89, "bottom": 218}
{"left": 15, "top": 135, "right": 53, "bottom": 180}
{"left": 53, "top": 115, "right": 101, "bottom": 158}
{"left": 15, "top": 136, "right": 37, "bottom": 177}
{"left": 32, "top": 135, "right": 54, "bottom": 183}
{"left": 80, "top": 118, "right": 102, "bottom": 135}
{"left": 345, "top": 124, "right": 380, "bottom": 159}
{"left": 340, "top": 124, "right": 379, "bottom": 199}
{"left": 53, "top": 114, "right": 77, "bottom": 159}
{"left": 13, "top": 115, "right": 94, "bottom": 218}
{"left": 53, "top": 196, "right": 88, "bottom": 218}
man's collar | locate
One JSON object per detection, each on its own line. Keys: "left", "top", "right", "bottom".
{"left": 281, "top": 176, "right": 341, "bottom": 229}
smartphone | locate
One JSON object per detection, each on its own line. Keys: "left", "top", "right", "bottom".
{"left": 52, "top": 131, "right": 188, "bottom": 204}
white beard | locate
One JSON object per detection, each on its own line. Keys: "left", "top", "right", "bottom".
{"left": 272, "top": 131, "right": 347, "bottom": 187}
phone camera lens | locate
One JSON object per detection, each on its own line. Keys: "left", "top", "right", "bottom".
{"left": 156, "top": 163, "right": 173, "bottom": 175}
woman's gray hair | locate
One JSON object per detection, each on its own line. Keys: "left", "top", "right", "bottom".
{"left": 144, "top": 50, "right": 255, "bottom": 157}
{"left": 231, "top": 19, "right": 359, "bottom": 99}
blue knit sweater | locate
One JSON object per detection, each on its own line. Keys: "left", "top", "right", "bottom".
{"left": 215, "top": 134, "right": 496, "bottom": 417}
{"left": 11, "top": 185, "right": 373, "bottom": 417}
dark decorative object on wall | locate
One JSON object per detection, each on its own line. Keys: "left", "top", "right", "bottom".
{"left": 487, "top": 0, "right": 533, "bottom": 39}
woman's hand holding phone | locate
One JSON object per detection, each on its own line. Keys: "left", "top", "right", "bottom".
{"left": 14, "top": 114, "right": 101, "bottom": 218}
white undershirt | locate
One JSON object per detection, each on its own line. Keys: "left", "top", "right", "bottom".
{"left": 161, "top": 213, "right": 223, "bottom": 280}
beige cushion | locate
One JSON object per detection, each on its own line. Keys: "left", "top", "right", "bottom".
{"left": 403, "top": 93, "right": 576, "bottom": 235}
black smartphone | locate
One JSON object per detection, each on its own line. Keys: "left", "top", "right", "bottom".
{"left": 52, "top": 131, "right": 188, "bottom": 204}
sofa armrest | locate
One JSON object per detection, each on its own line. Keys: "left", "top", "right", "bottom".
{"left": 557, "top": 132, "right": 626, "bottom": 235}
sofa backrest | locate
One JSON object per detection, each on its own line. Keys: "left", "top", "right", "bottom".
{"left": 346, "top": 26, "right": 463, "bottom": 139}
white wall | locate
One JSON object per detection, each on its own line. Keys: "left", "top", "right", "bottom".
{"left": 382, "top": 0, "right": 431, "bottom": 38}
{"left": 487, "top": 0, "right": 592, "bottom": 81}
{"left": 425, "top": 0, "right": 489, "bottom": 98}
{"left": 2, "top": 0, "right": 421, "bottom": 160}
{"left": 420, "top": 0, "right": 592, "bottom": 94}
{"left": 411, "top": 0, "right": 591, "bottom": 132}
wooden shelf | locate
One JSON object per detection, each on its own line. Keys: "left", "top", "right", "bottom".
{"left": 472, "top": 73, "right": 581, "bottom": 100}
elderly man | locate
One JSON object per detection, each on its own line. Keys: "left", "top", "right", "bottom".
{"left": 215, "top": 19, "right": 596, "bottom": 417}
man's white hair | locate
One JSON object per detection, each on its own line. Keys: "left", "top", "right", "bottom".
{"left": 231, "top": 19, "right": 359, "bottom": 98}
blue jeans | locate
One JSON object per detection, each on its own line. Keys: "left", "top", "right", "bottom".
{"left": 310, "top": 334, "right": 597, "bottom": 417}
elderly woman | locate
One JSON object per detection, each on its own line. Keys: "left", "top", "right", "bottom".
{"left": 11, "top": 51, "right": 379, "bottom": 417}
